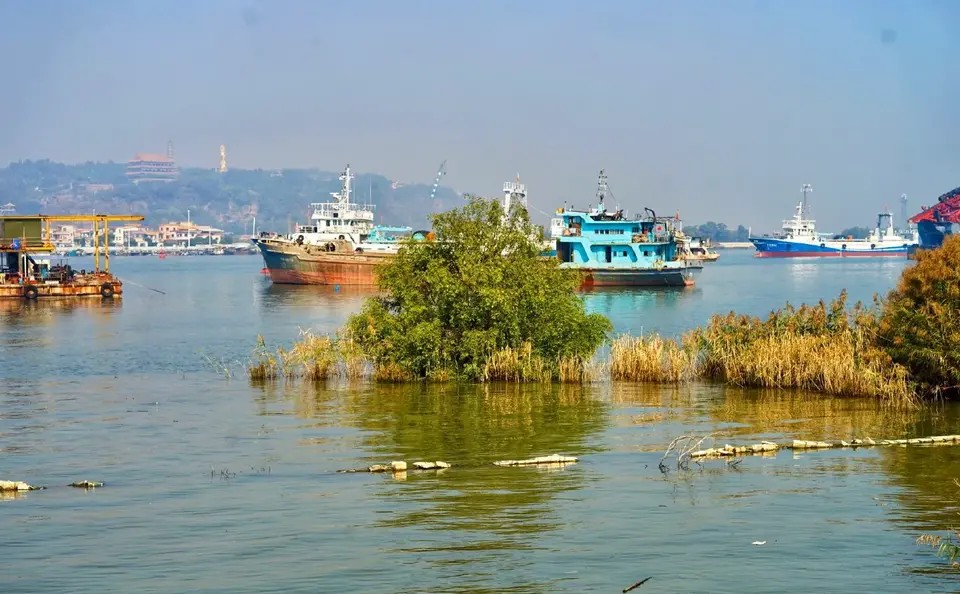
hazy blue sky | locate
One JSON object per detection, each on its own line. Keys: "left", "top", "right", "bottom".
{"left": 1, "top": 0, "right": 958, "bottom": 230}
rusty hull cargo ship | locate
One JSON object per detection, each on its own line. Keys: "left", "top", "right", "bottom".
{"left": 253, "top": 237, "right": 393, "bottom": 285}
{"left": 1, "top": 213, "right": 143, "bottom": 300}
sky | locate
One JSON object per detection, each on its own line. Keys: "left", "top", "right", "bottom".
{"left": 1, "top": 0, "right": 958, "bottom": 232}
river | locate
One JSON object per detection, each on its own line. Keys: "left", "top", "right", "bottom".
{"left": 2, "top": 250, "right": 958, "bottom": 593}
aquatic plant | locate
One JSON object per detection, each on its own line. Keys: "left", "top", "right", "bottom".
{"left": 917, "top": 532, "right": 960, "bottom": 568}
{"left": 689, "top": 291, "right": 913, "bottom": 404}
{"left": 607, "top": 291, "right": 916, "bottom": 405}
{"left": 482, "top": 342, "right": 550, "bottom": 383}
{"left": 246, "top": 331, "right": 373, "bottom": 382}
{"left": 345, "top": 196, "right": 612, "bottom": 381}
{"left": 878, "top": 234, "right": 960, "bottom": 398}
{"left": 247, "top": 334, "right": 282, "bottom": 381}
{"left": 609, "top": 333, "right": 696, "bottom": 383}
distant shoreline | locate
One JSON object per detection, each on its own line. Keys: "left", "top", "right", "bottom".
{"left": 715, "top": 242, "right": 753, "bottom": 249}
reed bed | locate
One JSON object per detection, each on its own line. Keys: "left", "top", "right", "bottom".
{"left": 480, "top": 343, "right": 603, "bottom": 383}
{"left": 247, "top": 331, "right": 373, "bottom": 382}
{"left": 482, "top": 343, "right": 551, "bottom": 383}
{"left": 609, "top": 334, "right": 696, "bottom": 383}
{"left": 248, "top": 291, "right": 919, "bottom": 404}
{"left": 609, "top": 291, "right": 918, "bottom": 405}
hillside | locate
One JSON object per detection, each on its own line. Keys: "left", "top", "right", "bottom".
{"left": 0, "top": 160, "right": 465, "bottom": 233}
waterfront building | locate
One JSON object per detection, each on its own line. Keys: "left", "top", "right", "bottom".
{"left": 126, "top": 153, "right": 179, "bottom": 184}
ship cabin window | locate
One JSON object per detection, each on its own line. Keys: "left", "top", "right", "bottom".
{"left": 644, "top": 250, "right": 652, "bottom": 256}
{"left": 632, "top": 226, "right": 640, "bottom": 233}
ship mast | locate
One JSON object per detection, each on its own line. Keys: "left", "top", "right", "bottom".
{"left": 597, "top": 169, "right": 608, "bottom": 212}
{"left": 332, "top": 165, "right": 354, "bottom": 206}
{"left": 801, "top": 183, "right": 813, "bottom": 217}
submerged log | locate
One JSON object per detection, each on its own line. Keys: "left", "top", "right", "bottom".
{"left": 494, "top": 454, "right": 578, "bottom": 467}
{"left": 0, "top": 480, "right": 43, "bottom": 491}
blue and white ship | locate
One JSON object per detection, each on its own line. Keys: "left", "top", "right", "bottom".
{"left": 750, "top": 196, "right": 918, "bottom": 258}
{"left": 553, "top": 170, "right": 700, "bottom": 287}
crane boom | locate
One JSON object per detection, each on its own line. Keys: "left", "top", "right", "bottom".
{"left": 429, "top": 160, "right": 447, "bottom": 201}
{"left": 1, "top": 213, "right": 145, "bottom": 273}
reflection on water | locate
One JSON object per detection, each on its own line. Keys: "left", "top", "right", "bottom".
{"left": 253, "top": 381, "right": 609, "bottom": 465}
{"left": 5, "top": 254, "right": 960, "bottom": 592}
{"left": 0, "top": 297, "right": 121, "bottom": 321}
{"left": 253, "top": 284, "right": 374, "bottom": 330}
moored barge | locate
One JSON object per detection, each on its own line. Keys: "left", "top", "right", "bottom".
{"left": 1, "top": 214, "right": 143, "bottom": 300}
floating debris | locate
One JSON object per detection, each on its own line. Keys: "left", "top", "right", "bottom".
{"left": 493, "top": 454, "right": 578, "bottom": 467}
{"left": 367, "top": 461, "right": 407, "bottom": 473}
{"left": 0, "top": 480, "right": 43, "bottom": 491}
{"left": 412, "top": 461, "right": 451, "bottom": 470}
{"left": 622, "top": 576, "right": 652, "bottom": 593}
{"left": 685, "top": 434, "right": 960, "bottom": 460}
{"left": 68, "top": 481, "right": 104, "bottom": 488}
{"left": 690, "top": 441, "right": 779, "bottom": 458}
{"left": 752, "top": 540, "right": 767, "bottom": 546}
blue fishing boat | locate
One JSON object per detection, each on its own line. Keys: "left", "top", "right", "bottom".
{"left": 749, "top": 185, "right": 918, "bottom": 257}
{"left": 553, "top": 170, "right": 700, "bottom": 288}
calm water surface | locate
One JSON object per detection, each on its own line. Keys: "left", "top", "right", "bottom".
{"left": 3, "top": 251, "right": 959, "bottom": 593}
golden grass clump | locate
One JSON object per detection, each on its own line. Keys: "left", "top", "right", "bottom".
{"left": 247, "top": 330, "right": 372, "bottom": 382}
{"left": 610, "top": 334, "right": 696, "bottom": 383}
{"left": 557, "top": 354, "right": 601, "bottom": 383}
{"left": 606, "top": 291, "right": 917, "bottom": 405}
{"left": 482, "top": 342, "right": 551, "bottom": 383}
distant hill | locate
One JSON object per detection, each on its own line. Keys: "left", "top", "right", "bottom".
{"left": 0, "top": 160, "right": 465, "bottom": 233}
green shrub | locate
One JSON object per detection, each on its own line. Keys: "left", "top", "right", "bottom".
{"left": 346, "top": 196, "right": 612, "bottom": 381}
{"left": 878, "top": 234, "right": 960, "bottom": 398}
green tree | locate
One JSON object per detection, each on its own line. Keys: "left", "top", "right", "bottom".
{"left": 878, "top": 234, "right": 960, "bottom": 397}
{"left": 346, "top": 196, "right": 612, "bottom": 380}
{"left": 838, "top": 226, "right": 872, "bottom": 238}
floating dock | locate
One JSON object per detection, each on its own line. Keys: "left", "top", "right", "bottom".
{"left": 0, "top": 214, "right": 144, "bottom": 300}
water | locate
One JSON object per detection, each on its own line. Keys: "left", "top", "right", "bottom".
{"left": 3, "top": 251, "right": 958, "bottom": 593}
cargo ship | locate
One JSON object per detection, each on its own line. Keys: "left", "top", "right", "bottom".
{"left": 553, "top": 170, "right": 700, "bottom": 287}
{"left": 253, "top": 165, "right": 416, "bottom": 285}
{"left": 750, "top": 187, "right": 918, "bottom": 257}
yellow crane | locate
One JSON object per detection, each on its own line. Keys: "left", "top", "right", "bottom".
{"left": 0, "top": 214, "right": 145, "bottom": 273}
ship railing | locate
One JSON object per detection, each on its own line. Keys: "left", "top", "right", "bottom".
{"left": 310, "top": 204, "right": 376, "bottom": 217}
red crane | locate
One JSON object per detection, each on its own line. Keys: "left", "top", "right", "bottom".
{"left": 910, "top": 185, "right": 960, "bottom": 224}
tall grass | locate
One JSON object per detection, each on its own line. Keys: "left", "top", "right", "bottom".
{"left": 482, "top": 342, "right": 551, "bottom": 383}
{"left": 610, "top": 334, "right": 696, "bottom": 383}
{"left": 609, "top": 291, "right": 917, "bottom": 405}
{"left": 247, "top": 330, "right": 371, "bottom": 382}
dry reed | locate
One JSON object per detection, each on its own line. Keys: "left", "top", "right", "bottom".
{"left": 247, "top": 330, "right": 373, "bottom": 382}
{"left": 482, "top": 342, "right": 551, "bottom": 383}
{"left": 609, "top": 291, "right": 918, "bottom": 405}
